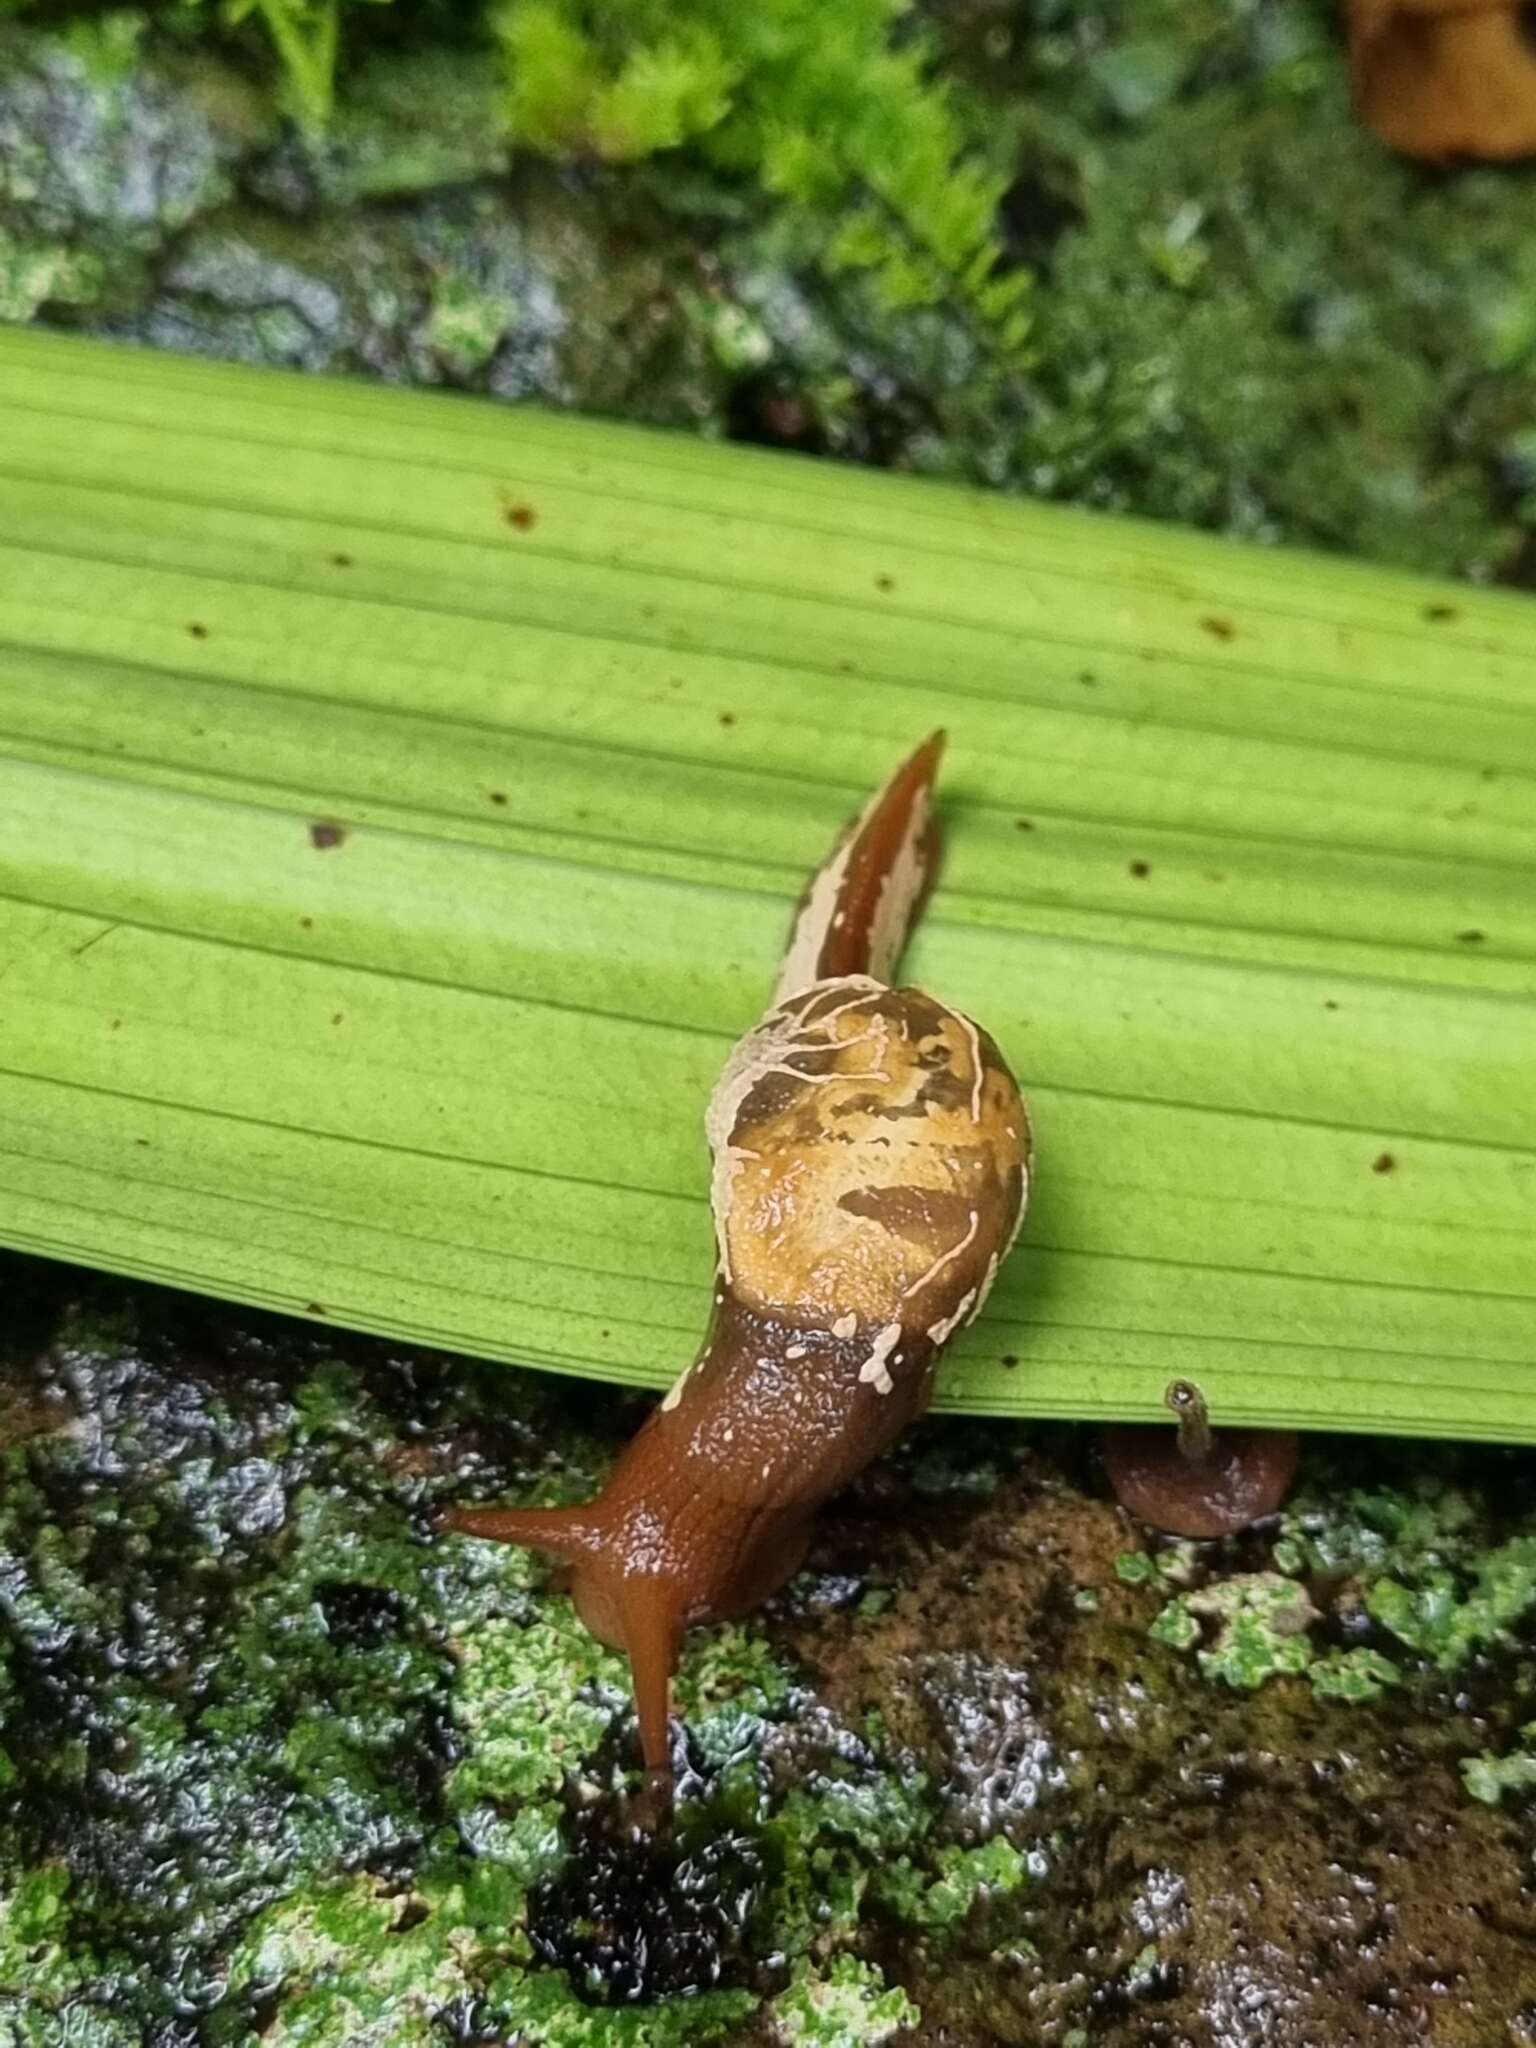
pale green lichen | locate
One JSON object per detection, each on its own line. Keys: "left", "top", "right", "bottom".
{"left": 1151, "top": 1574, "right": 1318, "bottom": 1690}
{"left": 0, "top": 1866, "right": 136, "bottom": 2048}
{"left": 499, "top": 1971, "right": 756, "bottom": 2046}
{"left": 1462, "top": 1725, "right": 1536, "bottom": 1808}
{"left": 768, "top": 1954, "right": 919, "bottom": 2047}
{"left": 1278, "top": 1475, "right": 1536, "bottom": 1673}
{"left": 1307, "top": 1647, "right": 1402, "bottom": 1704}
{"left": 1115, "top": 1550, "right": 1156, "bottom": 1587}
{"left": 913, "top": 1836, "right": 1028, "bottom": 1932}
{"left": 0, "top": 226, "right": 102, "bottom": 320}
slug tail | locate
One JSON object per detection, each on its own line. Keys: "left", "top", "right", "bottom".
{"left": 774, "top": 730, "right": 945, "bottom": 1001}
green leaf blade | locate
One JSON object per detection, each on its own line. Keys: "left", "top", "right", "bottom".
{"left": 0, "top": 328, "right": 1533, "bottom": 1438}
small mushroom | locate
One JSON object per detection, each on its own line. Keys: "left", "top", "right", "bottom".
{"left": 1347, "top": 0, "right": 1536, "bottom": 161}
{"left": 1099, "top": 1381, "right": 1299, "bottom": 1539}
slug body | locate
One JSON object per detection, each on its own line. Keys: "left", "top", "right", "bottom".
{"left": 446, "top": 736, "right": 1030, "bottom": 1787}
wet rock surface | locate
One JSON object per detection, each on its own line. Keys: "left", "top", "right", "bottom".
{"left": 0, "top": 1251, "right": 1533, "bottom": 2044}
{"left": 5, "top": 3, "right": 1536, "bottom": 577}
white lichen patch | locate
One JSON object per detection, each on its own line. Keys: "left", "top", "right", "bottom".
{"left": 832, "top": 1313, "right": 858, "bottom": 1340}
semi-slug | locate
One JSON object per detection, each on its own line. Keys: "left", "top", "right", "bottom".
{"left": 444, "top": 735, "right": 1031, "bottom": 1793}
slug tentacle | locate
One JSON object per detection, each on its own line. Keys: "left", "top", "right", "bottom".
{"left": 445, "top": 736, "right": 1032, "bottom": 1810}
{"left": 438, "top": 1502, "right": 600, "bottom": 1561}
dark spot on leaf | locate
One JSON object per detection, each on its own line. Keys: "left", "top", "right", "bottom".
{"left": 1456, "top": 929, "right": 1486, "bottom": 944}
{"left": 1129, "top": 860, "right": 1151, "bottom": 879}
{"left": 1077, "top": 669, "right": 1098, "bottom": 686}
{"left": 1002, "top": 1353, "right": 1020, "bottom": 1368}
{"left": 1324, "top": 999, "right": 1340, "bottom": 1010}
{"left": 309, "top": 821, "right": 346, "bottom": 851}
{"left": 329, "top": 551, "right": 353, "bottom": 568}
{"left": 186, "top": 622, "right": 209, "bottom": 639}
{"left": 503, "top": 502, "right": 537, "bottom": 532}
{"left": 1372, "top": 1152, "right": 1396, "bottom": 1174}
{"left": 1015, "top": 818, "right": 1034, "bottom": 831}
{"left": 837, "top": 660, "right": 855, "bottom": 674}
{"left": 718, "top": 711, "right": 736, "bottom": 727}
{"left": 134, "top": 1136, "right": 149, "bottom": 1146}
{"left": 1199, "top": 616, "right": 1236, "bottom": 641}
{"left": 331, "top": 1013, "right": 344, "bottom": 1026}
{"left": 299, "top": 917, "right": 313, "bottom": 930}
{"left": 488, "top": 790, "right": 508, "bottom": 806}
{"left": 110, "top": 1019, "right": 122, "bottom": 1030}
{"left": 306, "top": 1301, "right": 327, "bottom": 1316}
{"left": 1423, "top": 602, "right": 1458, "bottom": 623}
{"left": 1481, "top": 766, "right": 1499, "bottom": 781}
{"left": 875, "top": 574, "right": 894, "bottom": 592}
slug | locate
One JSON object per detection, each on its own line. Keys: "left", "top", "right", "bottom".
{"left": 444, "top": 734, "right": 1030, "bottom": 1793}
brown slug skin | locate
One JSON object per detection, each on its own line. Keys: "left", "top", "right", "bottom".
{"left": 445, "top": 734, "right": 1031, "bottom": 1792}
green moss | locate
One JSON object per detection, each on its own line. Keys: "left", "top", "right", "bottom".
{"left": 768, "top": 1954, "right": 919, "bottom": 2047}
{"left": 1114, "top": 1550, "right": 1156, "bottom": 1587}
{"left": 497, "top": 0, "right": 1029, "bottom": 359}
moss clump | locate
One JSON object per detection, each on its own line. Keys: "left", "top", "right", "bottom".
{"left": 499, "top": 0, "right": 1030, "bottom": 356}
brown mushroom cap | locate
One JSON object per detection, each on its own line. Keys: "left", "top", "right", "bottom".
{"left": 1098, "top": 1425, "right": 1300, "bottom": 1539}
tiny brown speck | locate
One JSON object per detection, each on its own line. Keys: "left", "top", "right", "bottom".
{"left": 1372, "top": 1152, "right": 1396, "bottom": 1174}
{"left": 1323, "top": 999, "right": 1340, "bottom": 1010}
{"left": 718, "top": 711, "right": 736, "bottom": 727}
{"left": 1002, "top": 1353, "right": 1020, "bottom": 1368}
{"left": 187, "top": 622, "right": 209, "bottom": 639}
{"left": 331, "top": 1012, "right": 344, "bottom": 1026}
{"left": 330, "top": 551, "right": 353, "bottom": 568}
{"left": 1423, "top": 602, "right": 1458, "bottom": 623}
{"left": 1200, "top": 616, "right": 1236, "bottom": 641}
{"left": 1077, "top": 670, "right": 1098, "bottom": 686}
{"left": 1481, "top": 766, "right": 1499, "bottom": 781}
{"left": 504, "top": 503, "right": 537, "bottom": 532}
{"left": 837, "top": 660, "right": 855, "bottom": 674}
{"left": 1015, "top": 818, "right": 1035, "bottom": 832}
{"left": 875, "top": 574, "right": 894, "bottom": 592}
{"left": 134, "top": 1136, "right": 149, "bottom": 1146}
{"left": 307, "top": 1301, "right": 327, "bottom": 1316}
{"left": 488, "top": 790, "right": 508, "bottom": 806}
{"left": 300, "top": 917, "right": 313, "bottom": 930}
{"left": 1456, "top": 929, "right": 1486, "bottom": 944}
{"left": 309, "top": 820, "right": 346, "bottom": 850}
{"left": 110, "top": 1018, "right": 122, "bottom": 1030}
{"left": 1129, "top": 859, "right": 1151, "bottom": 878}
